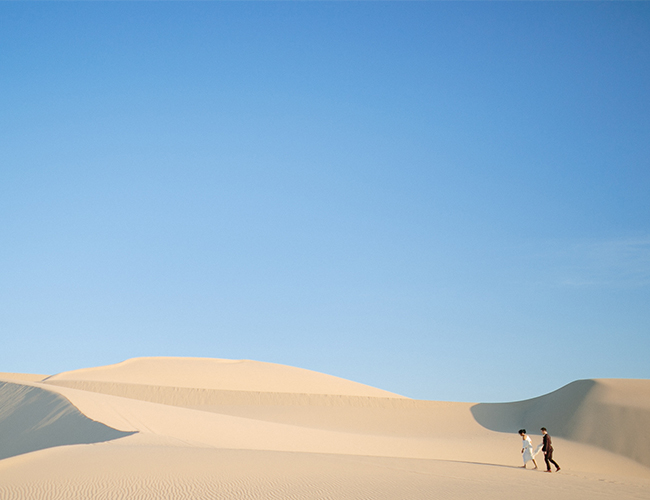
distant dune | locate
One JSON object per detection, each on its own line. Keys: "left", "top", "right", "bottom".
{"left": 1, "top": 357, "right": 648, "bottom": 500}
{"left": 44, "top": 357, "right": 406, "bottom": 397}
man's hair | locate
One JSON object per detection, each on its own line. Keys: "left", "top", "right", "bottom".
{"left": 540, "top": 427, "right": 547, "bottom": 432}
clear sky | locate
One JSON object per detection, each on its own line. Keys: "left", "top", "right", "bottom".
{"left": 1, "top": 2, "right": 649, "bottom": 403}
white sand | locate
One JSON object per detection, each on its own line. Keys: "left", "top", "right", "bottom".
{"left": 1, "top": 357, "right": 648, "bottom": 499}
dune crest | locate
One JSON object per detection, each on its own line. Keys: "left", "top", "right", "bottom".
{"left": 0, "top": 373, "right": 47, "bottom": 382}
{"left": 0, "top": 380, "right": 135, "bottom": 461}
{"left": 470, "top": 378, "right": 650, "bottom": 468}
{"left": 2, "top": 358, "right": 649, "bottom": 499}
{"left": 45, "top": 357, "right": 406, "bottom": 398}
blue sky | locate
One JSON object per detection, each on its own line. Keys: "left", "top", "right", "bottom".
{"left": 1, "top": 2, "right": 649, "bottom": 402}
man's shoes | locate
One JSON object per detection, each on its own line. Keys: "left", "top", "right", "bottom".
{"left": 556, "top": 468, "right": 561, "bottom": 472}
{"left": 545, "top": 470, "right": 552, "bottom": 473}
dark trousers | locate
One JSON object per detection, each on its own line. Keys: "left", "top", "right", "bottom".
{"left": 544, "top": 450, "right": 560, "bottom": 471}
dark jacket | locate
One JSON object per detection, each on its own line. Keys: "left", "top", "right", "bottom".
{"left": 542, "top": 433, "right": 554, "bottom": 453}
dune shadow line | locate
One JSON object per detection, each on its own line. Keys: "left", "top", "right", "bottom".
{"left": 469, "top": 379, "right": 596, "bottom": 436}
{"left": 0, "top": 381, "right": 136, "bottom": 461}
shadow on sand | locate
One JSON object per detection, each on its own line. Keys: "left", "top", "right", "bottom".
{"left": 469, "top": 379, "right": 596, "bottom": 436}
{"left": 0, "top": 381, "right": 136, "bottom": 461}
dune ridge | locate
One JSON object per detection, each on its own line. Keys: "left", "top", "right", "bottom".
{"left": 0, "top": 373, "right": 46, "bottom": 382}
{"left": 45, "top": 357, "right": 406, "bottom": 398}
{"left": 43, "top": 379, "right": 426, "bottom": 408}
{"left": 1, "top": 357, "right": 649, "bottom": 500}
{"left": 0, "top": 380, "right": 135, "bottom": 461}
{"left": 42, "top": 378, "right": 483, "bottom": 438}
{"left": 471, "top": 378, "right": 650, "bottom": 468}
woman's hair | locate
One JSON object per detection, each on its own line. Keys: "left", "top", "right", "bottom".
{"left": 518, "top": 429, "right": 526, "bottom": 435}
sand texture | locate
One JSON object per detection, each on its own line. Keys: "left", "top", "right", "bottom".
{"left": 1, "top": 357, "right": 648, "bottom": 499}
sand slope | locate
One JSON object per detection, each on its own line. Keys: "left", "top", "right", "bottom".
{"left": 0, "top": 357, "right": 649, "bottom": 500}
{"left": 0, "top": 380, "right": 135, "bottom": 460}
{"left": 471, "top": 378, "right": 650, "bottom": 468}
{"left": 3, "top": 446, "right": 649, "bottom": 500}
{"left": 45, "top": 357, "right": 405, "bottom": 397}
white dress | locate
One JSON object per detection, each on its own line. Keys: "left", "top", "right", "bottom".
{"left": 522, "top": 436, "right": 535, "bottom": 464}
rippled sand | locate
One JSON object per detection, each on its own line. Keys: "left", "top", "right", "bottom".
{"left": 1, "top": 358, "right": 648, "bottom": 499}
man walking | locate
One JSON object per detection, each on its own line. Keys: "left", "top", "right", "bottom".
{"left": 541, "top": 427, "right": 561, "bottom": 472}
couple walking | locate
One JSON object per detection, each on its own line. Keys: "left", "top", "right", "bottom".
{"left": 518, "top": 427, "right": 561, "bottom": 472}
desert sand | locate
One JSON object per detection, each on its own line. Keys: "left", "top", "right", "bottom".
{"left": 1, "top": 357, "right": 648, "bottom": 499}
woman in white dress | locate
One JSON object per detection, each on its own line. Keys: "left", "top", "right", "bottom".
{"left": 518, "top": 429, "right": 538, "bottom": 469}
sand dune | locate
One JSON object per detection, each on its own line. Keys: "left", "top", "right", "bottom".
{"left": 1, "top": 357, "right": 649, "bottom": 499}
{"left": 45, "top": 357, "right": 405, "bottom": 397}
{"left": 471, "top": 378, "right": 650, "bottom": 468}
{"left": 0, "top": 373, "right": 46, "bottom": 382}
{"left": 0, "top": 380, "right": 134, "bottom": 461}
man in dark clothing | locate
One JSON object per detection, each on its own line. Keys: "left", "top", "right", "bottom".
{"left": 541, "top": 427, "right": 561, "bottom": 472}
